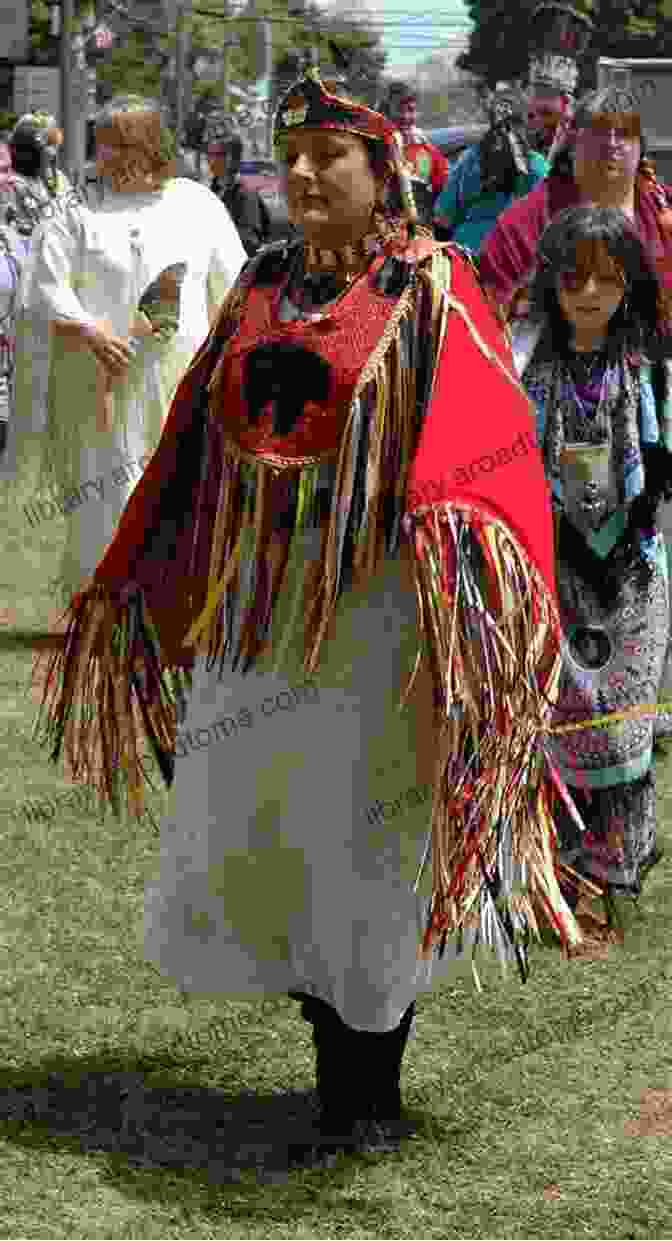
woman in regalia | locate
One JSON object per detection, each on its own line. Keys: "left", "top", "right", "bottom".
{"left": 35, "top": 67, "right": 588, "bottom": 1162}
{"left": 513, "top": 206, "right": 672, "bottom": 902}
{"left": 11, "top": 94, "right": 245, "bottom": 602}
{"left": 433, "top": 87, "right": 548, "bottom": 253}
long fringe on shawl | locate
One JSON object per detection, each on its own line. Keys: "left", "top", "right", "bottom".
{"left": 402, "top": 245, "right": 598, "bottom": 978}
{"left": 32, "top": 251, "right": 445, "bottom": 820}
{"left": 405, "top": 502, "right": 586, "bottom": 980}
{"left": 33, "top": 583, "right": 192, "bottom": 825}
{"left": 183, "top": 270, "right": 431, "bottom": 676}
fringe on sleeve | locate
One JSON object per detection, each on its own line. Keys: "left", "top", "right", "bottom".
{"left": 405, "top": 503, "right": 586, "bottom": 984}
{"left": 32, "top": 585, "right": 192, "bottom": 826}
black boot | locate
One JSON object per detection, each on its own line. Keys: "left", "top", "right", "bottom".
{"left": 364, "top": 1001, "right": 415, "bottom": 1133}
{"left": 291, "top": 994, "right": 415, "bottom": 1158}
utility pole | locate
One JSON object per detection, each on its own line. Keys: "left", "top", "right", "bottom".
{"left": 221, "top": 37, "right": 230, "bottom": 116}
{"left": 219, "top": 0, "right": 238, "bottom": 118}
{"left": 60, "top": 0, "right": 77, "bottom": 179}
{"left": 175, "top": 0, "right": 193, "bottom": 146}
{"left": 246, "top": 0, "right": 272, "bottom": 156}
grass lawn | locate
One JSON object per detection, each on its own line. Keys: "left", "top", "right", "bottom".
{"left": 1, "top": 457, "right": 672, "bottom": 1240}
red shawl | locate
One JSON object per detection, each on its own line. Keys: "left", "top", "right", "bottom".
{"left": 34, "top": 238, "right": 585, "bottom": 974}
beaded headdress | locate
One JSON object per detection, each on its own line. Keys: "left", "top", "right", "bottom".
{"left": 273, "top": 65, "right": 419, "bottom": 235}
{"left": 528, "top": 3, "right": 594, "bottom": 99}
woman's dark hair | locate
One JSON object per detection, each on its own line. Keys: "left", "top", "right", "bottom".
{"left": 9, "top": 131, "right": 43, "bottom": 177}
{"left": 528, "top": 205, "right": 667, "bottom": 363}
{"left": 362, "top": 135, "right": 394, "bottom": 181}
{"left": 549, "top": 85, "right": 647, "bottom": 179}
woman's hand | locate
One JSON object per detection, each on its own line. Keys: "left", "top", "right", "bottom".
{"left": 54, "top": 317, "right": 133, "bottom": 379}
{"left": 83, "top": 319, "right": 134, "bottom": 378}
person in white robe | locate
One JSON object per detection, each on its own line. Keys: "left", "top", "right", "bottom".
{"left": 10, "top": 94, "right": 246, "bottom": 602}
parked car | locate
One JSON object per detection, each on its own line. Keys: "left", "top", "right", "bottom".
{"left": 238, "top": 158, "right": 282, "bottom": 210}
{"left": 424, "top": 125, "right": 487, "bottom": 169}
{"left": 238, "top": 157, "right": 294, "bottom": 242}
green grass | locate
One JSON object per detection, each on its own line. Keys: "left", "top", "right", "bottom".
{"left": 1, "top": 459, "right": 672, "bottom": 1239}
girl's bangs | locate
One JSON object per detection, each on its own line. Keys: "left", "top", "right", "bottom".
{"left": 560, "top": 237, "right": 625, "bottom": 286}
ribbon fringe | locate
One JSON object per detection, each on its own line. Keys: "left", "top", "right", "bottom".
{"left": 32, "top": 586, "right": 190, "bottom": 822}
{"left": 187, "top": 293, "right": 421, "bottom": 678}
{"left": 406, "top": 503, "right": 586, "bottom": 967}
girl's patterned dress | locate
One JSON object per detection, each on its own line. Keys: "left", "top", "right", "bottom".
{"left": 518, "top": 329, "right": 669, "bottom": 896}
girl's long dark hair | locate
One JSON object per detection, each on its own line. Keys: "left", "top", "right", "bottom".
{"left": 529, "top": 204, "right": 672, "bottom": 595}
{"left": 528, "top": 204, "right": 668, "bottom": 369}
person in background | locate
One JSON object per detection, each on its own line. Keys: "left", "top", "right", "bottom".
{"left": 527, "top": 88, "right": 573, "bottom": 160}
{"left": 479, "top": 86, "right": 672, "bottom": 320}
{"left": 380, "top": 81, "right": 449, "bottom": 202}
{"left": 206, "top": 117, "right": 273, "bottom": 256}
{"left": 0, "top": 131, "right": 31, "bottom": 460}
{"left": 9, "top": 94, "right": 245, "bottom": 603}
{"left": 513, "top": 206, "right": 671, "bottom": 910}
{"left": 0, "top": 134, "right": 16, "bottom": 202}
{"left": 7, "top": 112, "right": 79, "bottom": 235}
{"left": 525, "top": 2, "right": 594, "bottom": 161}
{"left": 479, "top": 86, "right": 672, "bottom": 745}
{"left": 433, "top": 86, "right": 548, "bottom": 253}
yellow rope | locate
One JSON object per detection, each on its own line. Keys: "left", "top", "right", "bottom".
{"left": 548, "top": 699, "right": 672, "bottom": 735}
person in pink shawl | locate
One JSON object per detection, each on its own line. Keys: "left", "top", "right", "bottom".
{"left": 479, "top": 84, "right": 672, "bottom": 320}
{"left": 480, "top": 82, "right": 672, "bottom": 743}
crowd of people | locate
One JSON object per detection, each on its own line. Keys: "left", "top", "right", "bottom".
{"left": 0, "top": 0, "right": 671, "bottom": 1168}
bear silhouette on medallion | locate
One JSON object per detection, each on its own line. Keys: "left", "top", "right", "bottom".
{"left": 243, "top": 341, "right": 332, "bottom": 437}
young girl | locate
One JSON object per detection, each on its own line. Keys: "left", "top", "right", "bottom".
{"left": 513, "top": 205, "right": 672, "bottom": 903}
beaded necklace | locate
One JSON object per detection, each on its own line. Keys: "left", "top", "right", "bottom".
{"left": 286, "top": 215, "right": 430, "bottom": 316}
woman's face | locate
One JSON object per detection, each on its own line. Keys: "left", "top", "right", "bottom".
{"left": 555, "top": 243, "right": 626, "bottom": 339}
{"left": 527, "top": 93, "right": 566, "bottom": 148}
{"left": 391, "top": 96, "right": 417, "bottom": 137}
{"left": 572, "top": 112, "right": 641, "bottom": 197}
{"left": 281, "top": 128, "right": 381, "bottom": 249}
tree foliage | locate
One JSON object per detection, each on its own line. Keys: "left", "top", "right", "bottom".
{"left": 270, "top": 5, "right": 387, "bottom": 114}
{"left": 457, "top": 0, "right": 672, "bottom": 91}
{"left": 29, "top": 0, "right": 58, "bottom": 66}
{"left": 24, "top": 0, "right": 388, "bottom": 120}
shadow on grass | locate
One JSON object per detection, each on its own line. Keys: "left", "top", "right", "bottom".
{"left": 0, "top": 1051, "right": 329, "bottom": 1190}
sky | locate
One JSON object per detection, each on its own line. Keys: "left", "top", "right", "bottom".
{"left": 342, "top": 0, "right": 474, "bottom": 72}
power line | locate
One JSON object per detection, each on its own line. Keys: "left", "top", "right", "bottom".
{"left": 191, "top": 9, "right": 470, "bottom": 25}
{"left": 103, "top": 0, "right": 471, "bottom": 34}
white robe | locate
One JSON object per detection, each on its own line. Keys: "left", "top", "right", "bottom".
{"left": 10, "top": 177, "right": 246, "bottom": 597}
{"left": 144, "top": 540, "right": 484, "bottom": 1033}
